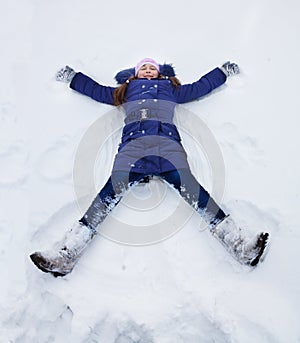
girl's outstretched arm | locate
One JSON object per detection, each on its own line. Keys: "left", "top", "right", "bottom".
{"left": 174, "top": 62, "right": 239, "bottom": 104}
{"left": 56, "top": 66, "right": 116, "bottom": 105}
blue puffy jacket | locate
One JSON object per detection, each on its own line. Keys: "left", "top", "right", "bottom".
{"left": 70, "top": 68, "right": 226, "bottom": 174}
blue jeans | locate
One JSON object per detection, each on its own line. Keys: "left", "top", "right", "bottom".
{"left": 79, "top": 169, "right": 226, "bottom": 230}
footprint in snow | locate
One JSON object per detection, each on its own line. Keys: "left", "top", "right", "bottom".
{"left": 0, "top": 141, "right": 28, "bottom": 187}
{"left": 36, "top": 136, "right": 75, "bottom": 181}
{"left": 217, "top": 122, "right": 265, "bottom": 165}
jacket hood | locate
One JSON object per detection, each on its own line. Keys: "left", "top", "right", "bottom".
{"left": 114, "top": 63, "right": 176, "bottom": 84}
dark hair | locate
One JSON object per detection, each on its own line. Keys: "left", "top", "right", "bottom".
{"left": 113, "top": 75, "right": 181, "bottom": 106}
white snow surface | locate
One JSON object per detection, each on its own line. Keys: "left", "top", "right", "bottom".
{"left": 1, "top": 0, "right": 300, "bottom": 342}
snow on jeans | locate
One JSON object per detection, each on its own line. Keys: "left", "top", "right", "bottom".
{"left": 79, "top": 168, "right": 226, "bottom": 231}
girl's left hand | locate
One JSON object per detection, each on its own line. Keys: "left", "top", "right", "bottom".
{"left": 56, "top": 65, "right": 76, "bottom": 83}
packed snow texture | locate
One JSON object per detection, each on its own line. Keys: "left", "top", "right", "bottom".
{"left": 1, "top": 0, "right": 300, "bottom": 342}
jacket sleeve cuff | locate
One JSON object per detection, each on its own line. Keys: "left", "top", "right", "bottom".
{"left": 205, "top": 67, "right": 227, "bottom": 86}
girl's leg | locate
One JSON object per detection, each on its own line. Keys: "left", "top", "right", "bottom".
{"left": 160, "top": 169, "right": 269, "bottom": 266}
{"left": 30, "top": 171, "right": 147, "bottom": 276}
{"left": 160, "top": 169, "right": 226, "bottom": 227}
{"left": 79, "top": 171, "right": 147, "bottom": 231}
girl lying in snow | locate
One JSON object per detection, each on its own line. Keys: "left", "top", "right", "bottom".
{"left": 30, "top": 58, "right": 269, "bottom": 276}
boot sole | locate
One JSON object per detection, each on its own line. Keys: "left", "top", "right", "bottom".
{"left": 249, "top": 232, "right": 270, "bottom": 266}
{"left": 30, "top": 253, "right": 67, "bottom": 277}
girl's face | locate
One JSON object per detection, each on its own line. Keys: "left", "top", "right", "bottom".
{"left": 137, "top": 64, "right": 159, "bottom": 80}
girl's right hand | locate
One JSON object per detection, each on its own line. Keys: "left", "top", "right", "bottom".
{"left": 56, "top": 65, "right": 76, "bottom": 83}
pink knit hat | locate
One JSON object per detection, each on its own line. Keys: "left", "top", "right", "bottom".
{"left": 135, "top": 58, "right": 160, "bottom": 75}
